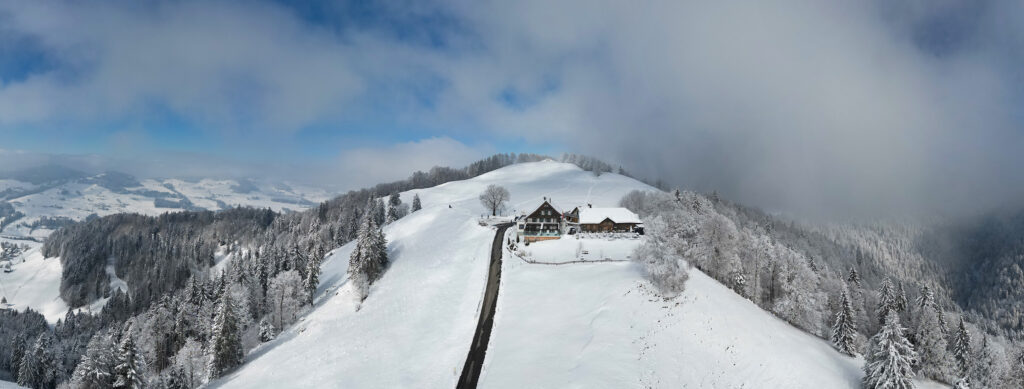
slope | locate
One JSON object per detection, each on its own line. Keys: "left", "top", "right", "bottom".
{"left": 211, "top": 160, "right": 945, "bottom": 388}
{"left": 211, "top": 161, "right": 654, "bottom": 388}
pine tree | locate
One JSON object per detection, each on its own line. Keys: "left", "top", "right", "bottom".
{"left": 373, "top": 198, "right": 386, "bottom": 226}
{"left": 19, "top": 332, "right": 59, "bottom": 389}
{"left": 863, "top": 311, "right": 918, "bottom": 389}
{"left": 386, "top": 192, "right": 402, "bottom": 223}
{"left": 951, "top": 317, "right": 972, "bottom": 384}
{"left": 411, "top": 194, "right": 422, "bottom": 212}
{"left": 877, "top": 279, "right": 897, "bottom": 325}
{"left": 914, "top": 304, "right": 950, "bottom": 381}
{"left": 72, "top": 332, "right": 117, "bottom": 389}
{"left": 259, "top": 318, "right": 276, "bottom": 342}
{"left": 847, "top": 267, "right": 861, "bottom": 288}
{"left": 304, "top": 253, "right": 321, "bottom": 305}
{"left": 348, "top": 211, "right": 389, "bottom": 301}
{"left": 9, "top": 334, "right": 26, "bottom": 384}
{"left": 113, "top": 335, "right": 146, "bottom": 389}
{"left": 208, "top": 295, "right": 244, "bottom": 379}
{"left": 831, "top": 289, "right": 858, "bottom": 356}
{"left": 915, "top": 285, "right": 934, "bottom": 311}
{"left": 895, "top": 283, "right": 908, "bottom": 313}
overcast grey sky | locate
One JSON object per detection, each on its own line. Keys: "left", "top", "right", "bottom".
{"left": 1, "top": 0, "right": 1022, "bottom": 218}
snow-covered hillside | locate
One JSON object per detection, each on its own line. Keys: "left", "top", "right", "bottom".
{"left": 0, "top": 170, "right": 329, "bottom": 240}
{"left": 209, "top": 161, "right": 943, "bottom": 388}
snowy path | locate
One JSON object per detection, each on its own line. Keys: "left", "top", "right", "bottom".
{"left": 457, "top": 223, "right": 513, "bottom": 389}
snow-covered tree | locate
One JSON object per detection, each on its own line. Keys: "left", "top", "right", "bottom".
{"left": 113, "top": 335, "right": 146, "bottom": 389}
{"left": 385, "top": 193, "right": 406, "bottom": 223}
{"left": 832, "top": 289, "right": 858, "bottom": 356}
{"left": 19, "top": 332, "right": 60, "bottom": 389}
{"left": 411, "top": 194, "right": 422, "bottom": 212}
{"left": 847, "top": 267, "right": 862, "bottom": 289}
{"left": 348, "top": 212, "right": 389, "bottom": 301}
{"left": 914, "top": 303, "right": 950, "bottom": 381}
{"left": 632, "top": 214, "right": 689, "bottom": 295}
{"left": 971, "top": 335, "right": 1010, "bottom": 389}
{"left": 258, "top": 318, "right": 276, "bottom": 343}
{"left": 863, "top": 311, "right": 918, "bottom": 389}
{"left": 208, "top": 295, "right": 244, "bottom": 379}
{"left": 895, "top": 283, "right": 908, "bottom": 314}
{"left": 951, "top": 317, "right": 972, "bottom": 384}
{"left": 877, "top": 279, "right": 898, "bottom": 325}
{"left": 478, "top": 184, "right": 510, "bottom": 216}
{"left": 304, "top": 253, "right": 321, "bottom": 305}
{"left": 71, "top": 331, "right": 117, "bottom": 389}
{"left": 266, "top": 270, "right": 308, "bottom": 330}
{"left": 173, "top": 338, "right": 208, "bottom": 389}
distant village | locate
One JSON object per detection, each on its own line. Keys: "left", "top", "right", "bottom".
{"left": 515, "top": 198, "right": 643, "bottom": 243}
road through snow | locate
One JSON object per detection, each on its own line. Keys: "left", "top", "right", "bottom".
{"left": 456, "top": 223, "right": 513, "bottom": 389}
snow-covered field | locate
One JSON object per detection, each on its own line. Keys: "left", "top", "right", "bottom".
{"left": 517, "top": 234, "right": 641, "bottom": 263}
{"left": 0, "top": 245, "right": 69, "bottom": 322}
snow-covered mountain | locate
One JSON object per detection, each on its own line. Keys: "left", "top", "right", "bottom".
{"left": 0, "top": 166, "right": 330, "bottom": 240}
{"left": 208, "top": 161, "right": 945, "bottom": 388}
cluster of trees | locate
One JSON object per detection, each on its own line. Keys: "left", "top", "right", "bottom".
{"left": 623, "top": 189, "right": 1024, "bottom": 388}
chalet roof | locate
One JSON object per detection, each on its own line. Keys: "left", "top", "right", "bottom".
{"left": 579, "top": 207, "right": 642, "bottom": 225}
{"left": 523, "top": 199, "right": 571, "bottom": 215}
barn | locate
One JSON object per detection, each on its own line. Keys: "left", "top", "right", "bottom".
{"left": 578, "top": 207, "right": 642, "bottom": 233}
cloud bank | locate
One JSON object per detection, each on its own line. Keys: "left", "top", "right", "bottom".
{"left": 1, "top": 0, "right": 1022, "bottom": 218}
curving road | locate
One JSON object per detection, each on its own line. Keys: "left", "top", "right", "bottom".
{"left": 457, "top": 222, "right": 513, "bottom": 389}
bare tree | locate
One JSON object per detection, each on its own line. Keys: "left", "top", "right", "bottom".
{"left": 479, "top": 184, "right": 510, "bottom": 216}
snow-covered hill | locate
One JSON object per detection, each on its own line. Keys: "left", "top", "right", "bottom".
{"left": 0, "top": 169, "right": 330, "bottom": 240}
{"left": 0, "top": 169, "right": 330, "bottom": 323}
{"left": 210, "top": 161, "right": 945, "bottom": 388}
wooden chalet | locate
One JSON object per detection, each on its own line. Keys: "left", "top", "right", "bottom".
{"left": 516, "top": 199, "right": 565, "bottom": 242}
{"left": 578, "top": 207, "right": 643, "bottom": 233}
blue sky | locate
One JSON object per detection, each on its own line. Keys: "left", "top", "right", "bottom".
{"left": 1, "top": 0, "right": 1023, "bottom": 217}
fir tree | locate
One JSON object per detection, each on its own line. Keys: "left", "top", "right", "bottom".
{"left": 304, "top": 252, "right": 321, "bottom": 305}
{"left": 877, "top": 279, "right": 897, "bottom": 325}
{"left": 113, "top": 335, "right": 146, "bottom": 389}
{"left": 847, "top": 267, "right": 862, "bottom": 288}
{"left": 19, "top": 332, "right": 59, "bottom": 389}
{"left": 914, "top": 304, "right": 950, "bottom": 381}
{"left": 831, "top": 289, "right": 858, "bottom": 356}
{"left": 348, "top": 211, "right": 389, "bottom": 301}
{"left": 72, "top": 331, "right": 117, "bottom": 389}
{"left": 208, "top": 295, "right": 244, "bottom": 379}
{"left": 863, "top": 311, "right": 918, "bottom": 389}
{"left": 895, "top": 283, "right": 908, "bottom": 313}
{"left": 951, "top": 317, "right": 972, "bottom": 384}
{"left": 915, "top": 285, "right": 935, "bottom": 311}
{"left": 411, "top": 194, "right": 422, "bottom": 212}
{"left": 259, "top": 318, "right": 276, "bottom": 342}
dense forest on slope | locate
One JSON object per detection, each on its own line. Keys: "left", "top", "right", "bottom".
{"left": 918, "top": 210, "right": 1024, "bottom": 333}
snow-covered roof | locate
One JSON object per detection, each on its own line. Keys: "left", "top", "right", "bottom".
{"left": 522, "top": 199, "right": 577, "bottom": 215}
{"left": 578, "top": 207, "right": 641, "bottom": 224}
